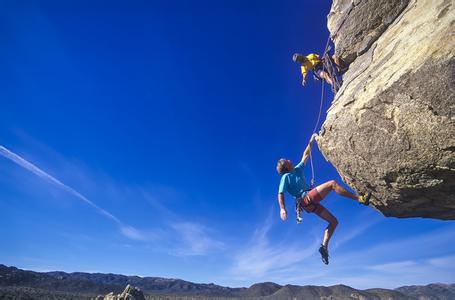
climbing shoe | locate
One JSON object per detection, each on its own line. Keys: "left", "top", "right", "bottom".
{"left": 359, "top": 192, "right": 372, "bottom": 206}
{"left": 319, "top": 245, "right": 329, "bottom": 265}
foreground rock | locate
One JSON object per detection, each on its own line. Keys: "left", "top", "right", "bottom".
{"left": 101, "top": 284, "right": 145, "bottom": 300}
{"left": 318, "top": 0, "right": 455, "bottom": 219}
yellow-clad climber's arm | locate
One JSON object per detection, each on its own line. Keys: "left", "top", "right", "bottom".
{"left": 301, "top": 66, "right": 308, "bottom": 86}
{"left": 302, "top": 74, "right": 308, "bottom": 86}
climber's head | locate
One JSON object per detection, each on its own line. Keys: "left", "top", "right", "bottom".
{"left": 276, "top": 158, "right": 294, "bottom": 175}
{"left": 292, "top": 53, "right": 306, "bottom": 64}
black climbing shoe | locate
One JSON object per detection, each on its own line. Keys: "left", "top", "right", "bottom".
{"left": 359, "top": 192, "right": 371, "bottom": 206}
{"left": 319, "top": 245, "right": 329, "bottom": 265}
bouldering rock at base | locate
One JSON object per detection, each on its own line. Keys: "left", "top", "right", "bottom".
{"left": 102, "top": 284, "right": 146, "bottom": 300}
{"left": 319, "top": 0, "right": 455, "bottom": 220}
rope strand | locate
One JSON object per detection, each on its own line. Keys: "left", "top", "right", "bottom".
{"left": 309, "top": 150, "right": 315, "bottom": 187}
{"left": 307, "top": 2, "right": 354, "bottom": 188}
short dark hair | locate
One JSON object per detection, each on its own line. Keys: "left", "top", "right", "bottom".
{"left": 293, "top": 53, "right": 305, "bottom": 63}
{"left": 276, "top": 158, "right": 288, "bottom": 175}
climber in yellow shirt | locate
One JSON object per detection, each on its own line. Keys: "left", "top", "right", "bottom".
{"left": 293, "top": 53, "right": 344, "bottom": 89}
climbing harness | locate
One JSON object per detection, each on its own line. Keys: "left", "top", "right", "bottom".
{"left": 295, "top": 191, "right": 320, "bottom": 224}
{"left": 295, "top": 193, "right": 308, "bottom": 224}
{"left": 322, "top": 52, "right": 342, "bottom": 94}
{"left": 311, "top": 53, "right": 341, "bottom": 94}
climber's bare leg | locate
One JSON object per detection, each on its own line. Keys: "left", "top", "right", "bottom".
{"left": 331, "top": 55, "right": 342, "bottom": 67}
{"left": 319, "top": 71, "right": 333, "bottom": 86}
{"left": 315, "top": 206, "right": 338, "bottom": 249}
{"left": 331, "top": 55, "right": 346, "bottom": 73}
{"left": 315, "top": 180, "right": 359, "bottom": 201}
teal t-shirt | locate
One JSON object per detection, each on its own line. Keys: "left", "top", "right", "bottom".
{"left": 278, "top": 161, "right": 310, "bottom": 198}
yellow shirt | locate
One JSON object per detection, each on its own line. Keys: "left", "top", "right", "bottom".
{"left": 300, "top": 53, "right": 321, "bottom": 79}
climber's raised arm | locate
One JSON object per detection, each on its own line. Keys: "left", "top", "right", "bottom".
{"left": 301, "top": 134, "right": 318, "bottom": 165}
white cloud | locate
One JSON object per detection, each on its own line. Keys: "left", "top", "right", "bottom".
{"left": 427, "top": 254, "right": 455, "bottom": 268}
{"left": 171, "top": 222, "right": 225, "bottom": 256}
{"left": 0, "top": 145, "right": 144, "bottom": 241}
{"left": 228, "top": 206, "right": 455, "bottom": 289}
{"left": 336, "top": 224, "right": 455, "bottom": 266}
{"left": 344, "top": 258, "right": 455, "bottom": 289}
{"left": 230, "top": 210, "right": 320, "bottom": 281}
{"left": 313, "top": 226, "right": 455, "bottom": 289}
{"left": 1, "top": 144, "right": 227, "bottom": 255}
{"left": 331, "top": 210, "right": 383, "bottom": 250}
{"left": 142, "top": 191, "right": 226, "bottom": 256}
{"left": 367, "top": 260, "right": 418, "bottom": 272}
{"left": 120, "top": 225, "right": 147, "bottom": 241}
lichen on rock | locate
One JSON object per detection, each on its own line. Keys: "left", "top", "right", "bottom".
{"left": 319, "top": 0, "right": 455, "bottom": 219}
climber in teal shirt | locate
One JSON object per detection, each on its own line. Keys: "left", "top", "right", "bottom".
{"left": 276, "top": 133, "right": 371, "bottom": 265}
{"left": 278, "top": 160, "right": 309, "bottom": 198}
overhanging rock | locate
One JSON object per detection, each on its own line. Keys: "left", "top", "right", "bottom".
{"left": 318, "top": 0, "right": 455, "bottom": 220}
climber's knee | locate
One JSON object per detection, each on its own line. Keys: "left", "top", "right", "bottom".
{"left": 326, "top": 215, "right": 338, "bottom": 231}
{"left": 331, "top": 217, "right": 339, "bottom": 228}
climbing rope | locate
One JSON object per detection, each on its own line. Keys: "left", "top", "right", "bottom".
{"left": 309, "top": 150, "right": 316, "bottom": 188}
{"left": 316, "top": 3, "right": 354, "bottom": 113}
{"left": 307, "top": 38, "right": 330, "bottom": 187}
{"left": 307, "top": 2, "right": 355, "bottom": 188}
{"left": 310, "top": 2, "right": 354, "bottom": 134}
{"left": 311, "top": 34, "right": 332, "bottom": 136}
{"left": 311, "top": 68, "right": 326, "bottom": 135}
{"left": 320, "top": 0, "right": 355, "bottom": 94}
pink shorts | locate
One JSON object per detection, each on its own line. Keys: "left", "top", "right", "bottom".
{"left": 301, "top": 188, "right": 325, "bottom": 215}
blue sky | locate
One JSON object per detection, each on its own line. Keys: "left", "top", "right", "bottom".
{"left": 1, "top": 0, "right": 454, "bottom": 290}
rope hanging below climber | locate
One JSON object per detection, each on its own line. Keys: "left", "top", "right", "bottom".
{"left": 291, "top": 45, "right": 345, "bottom": 188}
{"left": 275, "top": 0, "right": 373, "bottom": 266}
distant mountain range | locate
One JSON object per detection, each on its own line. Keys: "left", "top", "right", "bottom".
{"left": 1, "top": 264, "right": 454, "bottom": 299}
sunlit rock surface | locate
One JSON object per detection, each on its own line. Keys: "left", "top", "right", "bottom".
{"left": 318, "top": 0, "right": 455, "bottom": 219}
{"left": 103, "top": 284, "right": 145, "bottom": 300}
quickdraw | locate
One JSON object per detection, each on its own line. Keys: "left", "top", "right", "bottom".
{"left": 295, "top": 190, "right": 318, "bottom": 224}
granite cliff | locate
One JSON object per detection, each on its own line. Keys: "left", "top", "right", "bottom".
{"left": 318, "top": 0, "right": 455, "bottom": 219}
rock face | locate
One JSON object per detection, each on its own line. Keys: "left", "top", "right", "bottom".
{"left": 103, "top": 284, "right": 145, "bottom": 300}
{"left": 328, "top": 0, "right": 410, "bottom": 65}
{"left": 318, "top": 0, "right": 455, "bottom": 219}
